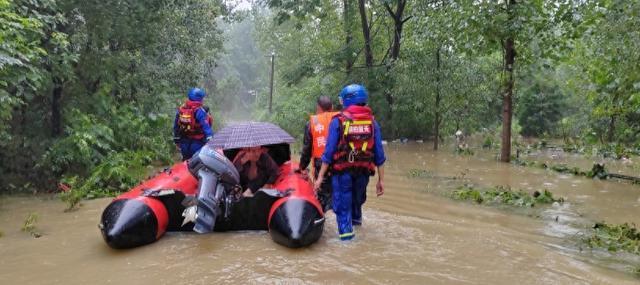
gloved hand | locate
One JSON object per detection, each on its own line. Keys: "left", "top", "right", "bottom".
{"left": 205, "top": 136, "right": 212, "bottom": 142}
{"left": 173, "top": 136, "right": 181, "bottom": 144}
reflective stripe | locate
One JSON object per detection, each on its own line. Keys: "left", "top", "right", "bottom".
{"left": 361, "top": 141, "right": 368, "bottom": 151}
{"left": 349, "top": 142, "right": 355, "bottom": 150}
{"left": 339, "top": 232, "right": 354, "bottom": 238}
{"left": 350, "top": 120, "right": 372, "bottom": 125}
{"left": 343, "top": 121, "right": 351, "bottom": 136}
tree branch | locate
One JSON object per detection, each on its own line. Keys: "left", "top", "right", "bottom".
{"left": 384, "top": 3, "right": 395, "bottom": 18}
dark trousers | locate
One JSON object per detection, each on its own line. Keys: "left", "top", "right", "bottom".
{"left": 331, "top": 172, "right": 369, "bottom": 240}
{"left": 179, "top": 138, "right": 205, "bottom": 160}
{"left": 312, "top": 158, "right": 332, "bottom": 212}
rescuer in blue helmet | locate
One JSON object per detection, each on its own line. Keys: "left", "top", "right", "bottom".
{"left": 314, "top": 84, "right": 386, "bottom": 241}
{"left": 173, "top": 88, "right": 214, "bottom": 160}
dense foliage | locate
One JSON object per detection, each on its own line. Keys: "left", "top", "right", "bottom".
{"left": 0, "top": 0, "right": 227, "bottom": 195}
{"left": 248, "top": 0, "right": 640, "bottom": 158}
{"left": 2, "top": 0, "right": 640, "bottom": 195}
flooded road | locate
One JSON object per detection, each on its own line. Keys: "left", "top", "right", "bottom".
{"left": 1, "top": 143, "right": 639, "bottom": 284}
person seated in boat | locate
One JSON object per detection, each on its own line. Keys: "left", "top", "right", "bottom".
{"left": 233, "top": 146, "right": 280, "bottom": 197}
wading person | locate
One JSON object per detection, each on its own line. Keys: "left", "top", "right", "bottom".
{"left": 297, "top": 95, "right": 339, "bottom": 212}
{"left": 314, "top": 84, "right": 386, "bottom": 241}
{"left": 173, "top": 88, "right": 214, "bottom": 160}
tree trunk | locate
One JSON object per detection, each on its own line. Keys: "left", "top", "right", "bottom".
{"left": 344, "top": 0, "right": 354, "bottom": 74}
{"left": 382, "top": 0, "right": 411, "bottom": 137}
{"left": 501, "top": 37, "right": 516, "bottom": 162}
{"left": 607, "top": 114, "right": 616, "bottom": 142}
{"left": 385, "top": 0, "right": 409, "bottom": 61}
{"left": 51, "top": 81, "right": 63, "bottom": 137}
{"left": 434, "top": 47, "right": 441, "bottom": 151}
{"left": 357, "top": 0, "right": 373, "bottom": 67}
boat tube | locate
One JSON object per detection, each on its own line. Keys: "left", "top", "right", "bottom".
{"left": 99, "top": 144, "right": 325, "bottom": 249}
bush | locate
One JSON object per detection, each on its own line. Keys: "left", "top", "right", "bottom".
{"left": 39, "top": 101, "right": 175, "bottom": 209}
{"left": 59, "top": 150, "right": 158, "bottom": 210}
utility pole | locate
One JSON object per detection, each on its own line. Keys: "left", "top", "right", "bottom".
{"left": 268, "top": 51, "right": 275, "bottom": 113}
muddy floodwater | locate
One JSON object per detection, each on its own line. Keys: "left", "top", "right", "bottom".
{"left": 1, "top": 143, "right": 639, "bottom": 284}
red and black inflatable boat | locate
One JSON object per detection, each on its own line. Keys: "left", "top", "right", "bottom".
{"left": 99, "top": 143, "right": 325, "bottom": 249}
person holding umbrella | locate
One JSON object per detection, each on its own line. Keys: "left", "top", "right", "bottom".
{"left": 314, "top": 84, "right": 386, "bottom": 241}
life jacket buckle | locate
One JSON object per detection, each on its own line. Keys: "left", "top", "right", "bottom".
{"left": 348, "top": 149, "right": 357, "bottom": 163}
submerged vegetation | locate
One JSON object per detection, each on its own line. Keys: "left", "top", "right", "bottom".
{"left": 452, "top": 185, "right": 562, "bottom": 208}
{"left": 407, "top": 169, "right": 433, "bottom": 179}
{"left": 514, "top": 158, "right": 640, "bottom": 185}
{"left": 21, "top": 212, "right": 41, "bottom": 238}
{"left": 586, "top": 223, "right": 640, "bottom": 255}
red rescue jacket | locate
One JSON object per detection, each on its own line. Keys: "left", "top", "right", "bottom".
{"left": 332, "top": 105, "right": 376, "bottom": 175}
{"left": 177, "top": 100, "right": 212, "bottom": 140}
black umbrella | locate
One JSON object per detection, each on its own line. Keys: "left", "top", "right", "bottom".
{"left": 209, "top": 121, "right": 295, "bottom": 166}
{"left": 209, "top": 121, "right": 295, "bottom": 150}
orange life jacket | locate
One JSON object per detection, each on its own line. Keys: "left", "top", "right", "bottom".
{"left": 332, "top": 105, "right": 376, "bottom": 175}
{"left": 177, "top": 100, "right": 213, "bottom": 140}
{"left": 310, "top": 111, "right": 339, "bottom": 159}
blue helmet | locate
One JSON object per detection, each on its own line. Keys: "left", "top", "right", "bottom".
{"left": 188, "top": 88, "right": 206, "bottom": 101}
{"left": 339, "top": 84, "right": 368, "bottom": 107}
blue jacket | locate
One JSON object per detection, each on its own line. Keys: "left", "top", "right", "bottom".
{"left": 173, "top": 107, "right": 213, "bottom": 141}
{"left": 321, "top": 117, "right": 386, "bottom": 167}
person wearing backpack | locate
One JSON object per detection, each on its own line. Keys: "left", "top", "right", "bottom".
{"left": 314, "top": 84, "right": 386, "bottom": 241}
{"left": 173, "top": 88, "right": 214, "bottom": 160}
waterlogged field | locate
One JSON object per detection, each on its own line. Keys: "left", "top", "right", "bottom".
{"left": 0, "top": 143, "right": 639, "bottom": 284}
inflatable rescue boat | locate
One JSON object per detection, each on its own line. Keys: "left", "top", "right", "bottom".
{"left": 99, "top": 143, "right": 325, "bottom": 249}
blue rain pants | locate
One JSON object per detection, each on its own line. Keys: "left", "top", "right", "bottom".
{"left": 180, "top": 138, "right": 205, "bottom": 160}
{"left": 331, "top": 172, "right": 369, "bottom": 240}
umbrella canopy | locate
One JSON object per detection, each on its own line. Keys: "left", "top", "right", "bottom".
{"left": 209, "top": 121, "right": 295, "bottom": 150}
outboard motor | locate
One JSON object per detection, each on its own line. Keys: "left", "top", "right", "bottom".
{"left": 187, "top": 144, "right": 240, "bottom": 233}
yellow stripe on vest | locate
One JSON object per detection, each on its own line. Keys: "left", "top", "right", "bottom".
{"left": 343, "top": 121, "right": 351, "bottom": 136}
{"left": 350, "top": 120, "right": 372, "bottom": 125}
